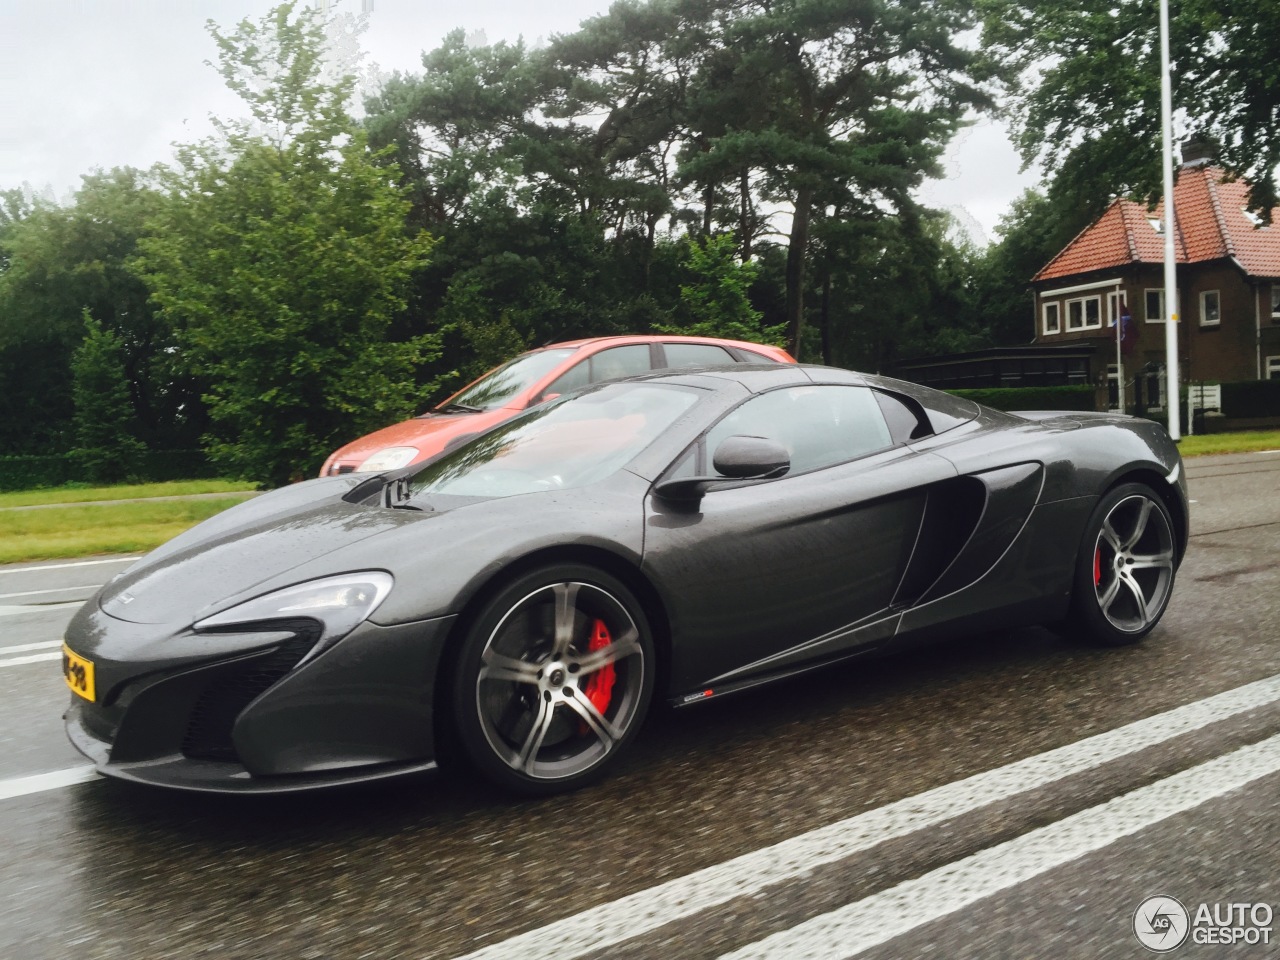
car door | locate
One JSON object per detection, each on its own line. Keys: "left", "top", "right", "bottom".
{"left": 641, "top": 383, "right": 957, "bottom": 695}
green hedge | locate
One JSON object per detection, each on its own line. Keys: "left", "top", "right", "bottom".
{"left": 0, "top": 450, "right": 219, "bottom": 492}
{"left": 946, "top": 385, "right": 1097, "bottom": 412}
{"left": 1220, "top": 379, "right": 1280, "bottom": 418}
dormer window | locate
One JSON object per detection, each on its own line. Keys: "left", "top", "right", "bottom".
{"left": 1148, "top": 218, "right": 1164, "bottom": 234}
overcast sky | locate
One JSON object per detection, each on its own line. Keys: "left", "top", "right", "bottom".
{"left": 0, "top": 0, "right": 1037, "bottom": 243}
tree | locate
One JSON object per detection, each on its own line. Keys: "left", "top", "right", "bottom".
{"left": 70, "top": 311, "right": 146, "bottom": 484}
{"left": 135, "top": 3, "right": 440, "bottom": 485}
{"left": 0, "top": 169, "right": 185, "bottom": 453}
{"left": 673, "top": 0, "right": 992, "bottom": 357}
{"left": 658, "top": 234, "right": 783, "bottom": 344}
{"left": 980, "top": 0, "right": 1280, "bottom": 217}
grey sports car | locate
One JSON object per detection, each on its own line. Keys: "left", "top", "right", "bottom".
{"left": 62, "top": 364, "right": 1187, "bottom": 795}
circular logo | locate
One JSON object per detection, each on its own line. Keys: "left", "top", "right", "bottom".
{"left": 1133, "top": 896, "right": 1190, "bottom": 952}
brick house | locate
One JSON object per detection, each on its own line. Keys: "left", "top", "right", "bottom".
{"left": 1032, "top": 158, "right": 1280, "bottom": 412}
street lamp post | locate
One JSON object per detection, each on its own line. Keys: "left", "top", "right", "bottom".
{"left": 1161, "top": 0, "right": 1182, "bottom": 440}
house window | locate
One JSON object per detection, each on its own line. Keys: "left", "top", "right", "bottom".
{"left": 1200, "top": 290, "right": 1221, "bottom": 327}
{"left": 1270, "top": 285, "right": 1280, "bottom": 321}
{"left": 1042, "top": 302, "right": 1061, "bottom": 335}
{"left": 1066, "top": 295, "right": 1102, "bottom": 331}
{"left": 1267, "top": 356, "right": 1280, "bottom": 381}
{"left": 1145, "top": 289, "right": 1166, "bottom": 322}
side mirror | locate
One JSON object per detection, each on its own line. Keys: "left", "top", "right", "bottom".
{"left": 654, "top": 435, "right": 790, "bottom": 502}
{"left": 712, "top": 435, "right": 790, "bottom": 478}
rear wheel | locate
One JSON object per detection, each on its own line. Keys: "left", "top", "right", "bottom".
{"left": 452, "top": 565, "right": 654, "bottom": 794}
{"left": 1068, "top": 483, "right": 1177, "bottom": 646}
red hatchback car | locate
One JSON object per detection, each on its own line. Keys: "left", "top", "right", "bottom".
{"left": 320, "top": 334, "right": 795, "bottom": 476}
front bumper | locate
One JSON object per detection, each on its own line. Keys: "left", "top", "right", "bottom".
{"left": 63, "top": 603, "right": 456, "bottom": 794}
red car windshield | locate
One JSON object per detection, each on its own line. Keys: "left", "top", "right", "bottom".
{"left": 441, "top": 348, "right": 577, "bottom": 412}
{"left": 409, "top": 383, "right": 699, "bottom": 500}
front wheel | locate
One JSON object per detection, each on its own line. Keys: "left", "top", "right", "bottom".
{"left": 1068, "top": 483, "right": 1178, "bottom": 646}
{"left": 452, "top": 565, "right": 654, "bottom": 794}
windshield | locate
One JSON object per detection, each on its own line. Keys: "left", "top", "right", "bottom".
{"left": 409, "top": 383, "right": 699, "bottom": 500}
{"left": 441, "top": 348, "right": 577, "bottom": 411}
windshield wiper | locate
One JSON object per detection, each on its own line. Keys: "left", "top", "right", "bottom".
{"left": 438, "top": 402, "right": 483, "bottom": 414}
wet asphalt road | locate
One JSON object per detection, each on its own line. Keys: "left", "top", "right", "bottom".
{"left": 1, "top": 451, "right": 1278, "bottom": 959}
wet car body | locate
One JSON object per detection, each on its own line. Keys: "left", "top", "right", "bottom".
{"left": 64, "top": 365, "right": 1188, "bottom": 794}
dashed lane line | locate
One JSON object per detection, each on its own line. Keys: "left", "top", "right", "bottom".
{"left": 720, "top": 732, "right": 1280, "bottom": 960}
{"left": 0, "top": 585, "right": 103, "bottom": 601}
{"left": 0, "top": 601, "right": 85, "bottom": 618}
{"left": 0, "top": 640, "right": 62, "bottom": 654}
{"left": 0, "top": 652, "right": 62, "bottom": 668}
{"left": 0, "top": 766, "right": 99, "bottom": 801}
{"left": 451, "top": 673, "right": 1280, "bottom": 960}
{"left": 0, "top": 557, "right": 138, "bottom": 575}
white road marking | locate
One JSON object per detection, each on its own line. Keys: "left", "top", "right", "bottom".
{"left": 0, "top": 766, "right": 99, "bottom": 801}
{"left": 0, "top": 601, "right": 85, "bottom": 618}
{"left": 453, "top": 673, "right": 1280, "bottom": 960}
{"left": 720, "top": 732, "right": 1280, "bottom": 960}
{"left": 0, "top": 585, "right": 101, "bottom": 600}
{"left": 0, "top": 640, "right": 62, "bottom": 654}
{"left": 0, "top": 652, "right": 62, "bottom": 668}
{"left": 0, "top": 556, "right": 138, "bottom": 576}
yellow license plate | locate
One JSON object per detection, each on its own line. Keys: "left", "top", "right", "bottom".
{"left": 62, "top": 644, "right": 96, "bottom": 703}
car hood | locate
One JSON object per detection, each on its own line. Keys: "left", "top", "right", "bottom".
{"left": 98, "top": 480, "right": 421, "bottom": 628}
{"left": 327, "top": 408, "right": 513, "bottom": 467}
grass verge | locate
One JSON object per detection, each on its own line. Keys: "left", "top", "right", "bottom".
{"left": 0, "top": 498, "right": 249, "bottom": 565}
{"left": 1180, "top": 430, "right": 1280, "bottom": 457}
{"left": 0, "top": 479, "right": 255, "bottom": 509}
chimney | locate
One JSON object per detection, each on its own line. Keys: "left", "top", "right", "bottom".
{"left": 1180, "top": 137, "right": 1216, "bottom": 168}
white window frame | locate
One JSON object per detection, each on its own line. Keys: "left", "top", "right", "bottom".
{"left": 1066, "top": 294, "right": 1102, "bottom": 331}
{"left": 1106, "top": 290, "right": 1125, "bottom": 326}
{"left": 1145, "top": 288, "right": 1166, "bottom": 323}
{"left": 1267, "top": 355, "right": 1280, "bottom": 381}
{"left": 1200, "top": 289, "right": 1221, "bottom": 327}
{"left": 1042, "top": 301, "right": 1061, "bottom": 335}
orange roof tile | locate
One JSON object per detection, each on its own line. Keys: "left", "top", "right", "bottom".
{"left": 1033, "top": 165, "right": 1280, "bottom": 282}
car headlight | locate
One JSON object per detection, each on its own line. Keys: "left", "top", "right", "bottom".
{"left": 358, "top": 447, "right": 419, "bottom": 472}
{"left": 194, "top": 572, "right": 394, "bottom": 655}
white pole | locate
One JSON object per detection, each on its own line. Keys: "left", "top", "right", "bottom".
{"left": 1161, "top": 0, "right": 1182, "bottom": 439}
{"left": 1115, "top": 296, "right": 1125, "bottom": 414}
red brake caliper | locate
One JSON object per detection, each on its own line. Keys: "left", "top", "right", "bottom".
{"left": 581, "top": 618, "right": 616, "bottom": 728}
{"left": 1094, "top": 546, "right": 1102, "bottom": 586}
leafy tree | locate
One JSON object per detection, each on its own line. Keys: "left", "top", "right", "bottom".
{"left": 0, "top": 169, "right": 187, "bottom": 453}
{"left": 70, "top": 311, "right": 146, "bottom": 484}
{"left": 980, "top": 0, "right": 1280, "bottom": 216}
{"left": 135, "top": 3, "right": 440, "bottom": 485}
{"left": 657, "top": 234, "right": 783, "bottom": 344}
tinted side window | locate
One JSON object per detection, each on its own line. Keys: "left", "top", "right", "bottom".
{"left": 662, "top": 343, "right": 734, "bottom": 368}
{"left": 873, "top": 390, "right": 933, "bottom": 444}
{"left": 589, "top": 345, "right": 652, "bottom": 382}
{"left": 704, "top": 385, "right": 893, "bottom": 475}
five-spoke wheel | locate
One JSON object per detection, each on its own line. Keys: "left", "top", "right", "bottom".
{"left": 1070, "top": 483, "right": 1178, "bottom": 645}
{"left": 452, "top": 565, "right": 654, "bottom": 794}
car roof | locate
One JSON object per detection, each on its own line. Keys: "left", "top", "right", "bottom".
{"left": 530, "top": 334, "right": 791, "bottom": 354}
{"left": 634, "top": 363, "right": 876, "bottom": 393}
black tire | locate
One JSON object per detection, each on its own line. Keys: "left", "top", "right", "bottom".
{"left": 1067, "top": 482, "right": 1178, "bottom": 646}
{"left": 451, "top": 564, "right": 655, "bottom": 795}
